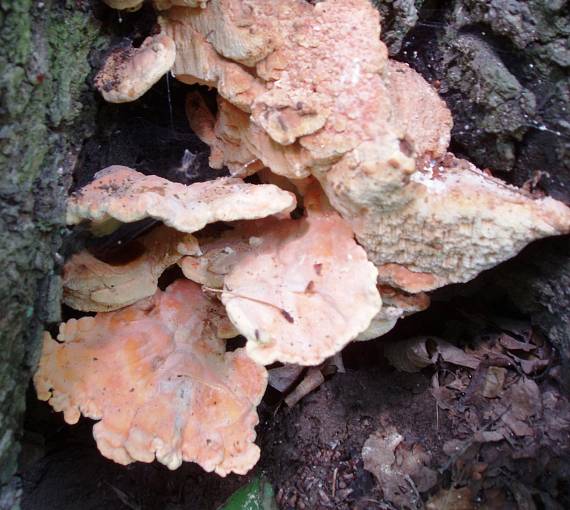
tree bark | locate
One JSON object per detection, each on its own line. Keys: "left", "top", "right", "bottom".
{"left": 0, "top": 1, "right": 106, "bottom": 504}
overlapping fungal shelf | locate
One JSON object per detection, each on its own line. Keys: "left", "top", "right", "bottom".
{"left": 35, "top": 0, "right": 570, "bottom": 475}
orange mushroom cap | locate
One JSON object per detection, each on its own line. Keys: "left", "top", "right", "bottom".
{"left": 34, "top": 279, "right": 267, "bottom": 475}
{"left": 66, "top": 165, "right": 296, "bottom": 234}
{"left": 63, "top": 225, "right": 199, "bottom": 312}
{"left": 95, "top": 34, "right": 176, "bottom": 103}
{"left": 181, "top": 184, "right": 381, "bottom": 365}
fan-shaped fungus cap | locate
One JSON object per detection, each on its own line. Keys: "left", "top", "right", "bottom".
{"left": 163, "top": 2, "right": 276, "bottom": 68}
{"left": 103, "top": 0, "right": 143, "bottom": 10}
{"left": 34, "top": 280, "right": 267, "bottom": 475}
{"left": 160, "top": 13, "right": 265, "bottom": 111}
{"left": 182, "top": 184, "right": 381, "bottom": 365}
{"left": 223, "top": 205, "right": 380, "bottom": 365}
{"left": 154, "top": 0, "right": 209, "bottom": 10}
{"left": 356, "top": 287, "right": 430, "bottom": 341}
{"left": 186, "top": 92, "right": 264, "bottom": 176}
{"left": 354, "top": 155, "right": 570, "bottom": 293}
{"left": 95, "top": 34, "right": 176, "bottom": 103}
{"left": 67, "top": 166, "right": 296, "bottom": 234}
{"left": 64, "top": 226, "right": 199, "bottom": 312}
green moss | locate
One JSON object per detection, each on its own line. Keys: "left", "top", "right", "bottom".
{"left": 0, "top": 0, "right": 33, "bottom": 64}
{"left": 0, "top": 1, "right": 105, "bottom": 186}
{"left": 0, "top": 0, "right": 109, "bottom": 497}
{"left": 47, "top": 10, "right": 100, "bottom": 126}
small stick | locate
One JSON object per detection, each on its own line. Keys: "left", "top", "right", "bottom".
{"left": 203, "top": 286, "right": 294, "bottom": 323}
{"left": 240, "top": 159, "right": 260, "bottom": 173}
{"left": 436, "top": 400, "right": 439, "bottom": 431}
{"left": 332, "top": 467, "right": 338, "bottom": 498}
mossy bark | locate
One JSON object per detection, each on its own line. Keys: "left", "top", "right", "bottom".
{"left": 0, "top": 0, "right": 107, "bottom": 504}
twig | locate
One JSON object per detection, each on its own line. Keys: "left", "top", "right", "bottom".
{"left": 404, "top": 474, "right": 424, "bottom": 509}
{"left": 435, "top": 400, "right": 439, "bottom": 431}
{"left": 203, "top": 286, "right": 295, "bottom": 323}
{"left": 332, "top": 467, "right": 338, "bottom": 498}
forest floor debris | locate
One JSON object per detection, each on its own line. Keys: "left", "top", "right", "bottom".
{"left": 19, "top": 304, "right": 570, "bottom": 509}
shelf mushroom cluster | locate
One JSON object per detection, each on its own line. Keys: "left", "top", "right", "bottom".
{"left": 36, "top": 0, "right": 570, "bottom": 476}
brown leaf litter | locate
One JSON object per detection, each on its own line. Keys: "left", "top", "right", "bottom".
{"left": 361, "top": 315, "right": 570, "bottom": 509}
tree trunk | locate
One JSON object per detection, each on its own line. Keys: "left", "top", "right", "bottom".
{"left": 0, "top": 1, "right": 107, "bottom": 504}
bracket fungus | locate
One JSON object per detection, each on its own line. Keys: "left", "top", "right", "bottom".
{"left": 34, "top": 280, "right": 267, "bottom": 475}
{"left": 160, "top": 0, "right": 416, "bottom": 181}
{"left": 36, "top": 0, "right": 570, "bottom": 478}
{"left": 67, "top": 165, "right": 296, "bottom": 234}
{"left": 180, "top": 186, "right": 381, "bottom": 366}
{"left": 95, "top": 34, "right": 176, "bottom": 103}
{"left": 102, "top": 0, "right": 143, "bottom": 11}
{"left": 63, "top": 225, "right": 199, "bottom": 312}
{"left": 162, "top": 0, "right": 570, "bottom": 295}
{"left": 364, "top": 155, "right": 570, "bottom": 292}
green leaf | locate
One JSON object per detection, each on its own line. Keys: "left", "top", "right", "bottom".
{"left": 217, "top": 477, "right": 278, "bottom": 510}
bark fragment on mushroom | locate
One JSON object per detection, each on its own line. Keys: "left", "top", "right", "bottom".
{"left": 34, "top": 280, "right": 267, "bottom": 476}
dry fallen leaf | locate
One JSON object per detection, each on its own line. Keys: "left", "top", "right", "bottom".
{"left": 426, "top": 486, "right": 474, "bottom": 510}
{"left": 498, "top": 334, "right": 536, "bottom": 353}
{"left": 498, "top": 378, "right": 542, "bottom": 437}
{"left": 385, "top": 336, "right": 479, "bottom": 373}
{"left": 363, "top": 426, "right": 437, "bottom": 508}
{"left": 362, "top": 427, "right": 406, "bottom": 505}
{"left": 396, "top": 443, "right": 438, "bottom": 493}
{"left": 481, "top": 366, "right": 507, "bottom": 399}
